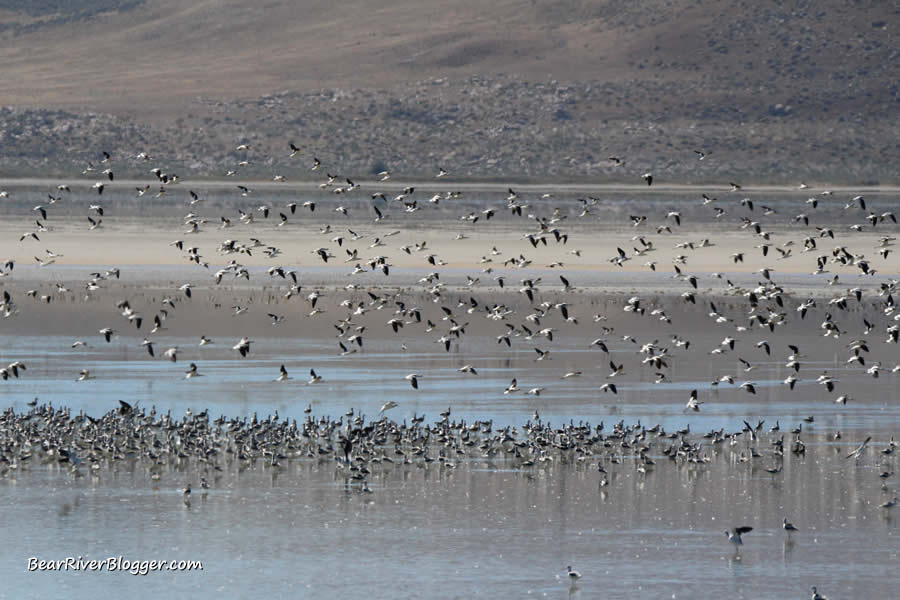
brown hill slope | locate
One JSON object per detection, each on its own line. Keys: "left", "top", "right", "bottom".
{"left": 0, "top": 0, "right": 894, "bottom": 114}
{"left": 0, "top": 1, "right": 896, "bottom": 181}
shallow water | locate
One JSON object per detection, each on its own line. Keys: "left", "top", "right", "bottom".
{"left": 1, "top": 316, "right": 898, "bottom": 599}
{"left": 1, "top": 424, "right": 897, "bottom": 600}
{"left": 1, "top": 183, "right": 899, "bottom": 598}
{"left": 2, "top": 323, "right": 898, "bottom": 435}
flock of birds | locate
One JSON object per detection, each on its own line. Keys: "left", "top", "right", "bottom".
{"left": 1, "top": 143, "right": 898, "bottom": 598}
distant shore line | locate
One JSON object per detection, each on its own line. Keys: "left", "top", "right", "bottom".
{"left": 1, "top": 177, "right": 897, "bottom": 196}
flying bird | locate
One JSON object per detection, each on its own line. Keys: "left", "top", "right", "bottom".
{"left": 725, "top": 526, "right": 753, "bottom": 546}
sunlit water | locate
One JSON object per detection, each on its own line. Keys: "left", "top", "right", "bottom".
{"left": 1, "top": 184, "right": 898, "bottom": 598}
{"left": 1, "top": 321, "right": 898, "bottom": 599}
{"left": 3, "top": 447, "right": 897, "bottom": 600}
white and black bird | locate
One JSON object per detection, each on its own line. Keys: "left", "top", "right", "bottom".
{"left": 846, "top": 436, "right": 871, "bottom": 460}
{"left": 725, "top": 526, "right": 753, "bottom": 546}
{"left": 185, "top": 363, "right": 202, "bottom": 379}
{"left": 782, "top": 518, "right": 799, "bottom": 534}
{"left": 810, "top": 586, "right": 828, "bottom": 600}
{"left": 686, "top": 389, "right": 703, "bottom": 411}
{"left": 232, "top": 337, "right": 252, "bottom": 357}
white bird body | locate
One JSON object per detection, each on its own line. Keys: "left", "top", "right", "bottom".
{"left": 185, "top": 363, "right": 202, "bottom": 379}
{"left": 725, "top": 526, "right": 753, "bottom": 545}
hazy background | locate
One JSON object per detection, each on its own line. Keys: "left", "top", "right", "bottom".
{"left": 0, "top": 0, "right": 897, "bottom": 182}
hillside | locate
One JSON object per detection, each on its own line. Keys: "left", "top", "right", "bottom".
{"left": 0, "top": 0, "right": 897, "bottom": 181}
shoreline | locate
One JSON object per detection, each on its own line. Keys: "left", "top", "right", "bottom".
{"left": 2, "top": 177, "right": 899, "bottom": 195}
